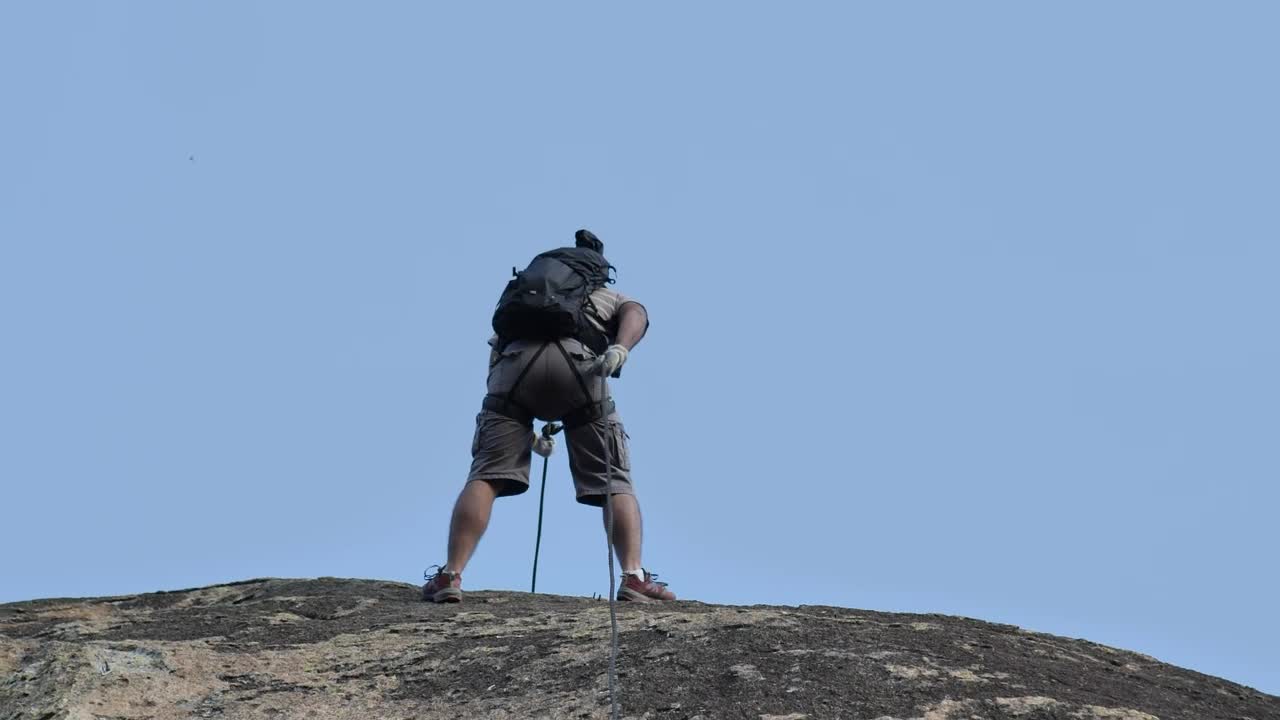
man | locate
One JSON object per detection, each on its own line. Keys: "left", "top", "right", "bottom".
{"left": 423, "top": 229, "right": 676, "bottom": 604}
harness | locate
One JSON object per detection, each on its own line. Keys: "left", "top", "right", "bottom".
{"left": 482, "top": 340, "right": 615, "bottom": 430}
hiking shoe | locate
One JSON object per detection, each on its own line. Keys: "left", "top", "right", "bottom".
{"left": 617, "top": 569, "right": 676, "bottom": 602}
{"left": 422, "top": 565, "right": 462, "bottom": 603}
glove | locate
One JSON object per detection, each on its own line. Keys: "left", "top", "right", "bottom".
{"left": 594, "top": 344, "right": 629, "bottom": 378}
{"left": 532, "top": 433, "right": 556, "bottom": 458}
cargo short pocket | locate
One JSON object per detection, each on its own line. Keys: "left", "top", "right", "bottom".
{"left": 487, "top": 348, "right": 525, "bottom": 385}
{"left": 607, "top": 421, "right": 631, "bottom": 472}
{"left": 471, "top": 411, "right": 516, "bottom": 458}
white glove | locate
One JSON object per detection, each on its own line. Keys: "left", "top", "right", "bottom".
{"left": 532, "top": 433, "right": 556, "bottom": 458}
{"left": 594, "top": 344, "right": 629, "bottom": 378}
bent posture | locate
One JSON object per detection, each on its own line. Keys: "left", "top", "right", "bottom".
{"left": 423, "top": 229, "right": 675, "bottom": 604}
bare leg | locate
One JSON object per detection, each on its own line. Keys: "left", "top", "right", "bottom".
{"left": 603, "top": 494, "right": 643, "bottom": 571}
{"left": 446, "top": 479, "right": 501, "bottom": 574}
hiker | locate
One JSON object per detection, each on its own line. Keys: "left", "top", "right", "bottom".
{"left": 423, "top": 229, "right": 676, "bottom": 604}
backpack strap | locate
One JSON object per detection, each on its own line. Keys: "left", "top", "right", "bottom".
{"left": 551, "top": 341, "right": 595, "bottom": 406}
{"left": 550, "top": 340, "right": 616, "bottom": 429}
{"left": 575, "top": 296, "right": 609, "bottom": 355}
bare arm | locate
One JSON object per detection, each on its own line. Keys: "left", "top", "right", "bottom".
{"left": 614, "top": 302, "right": 649, "bottom": 351}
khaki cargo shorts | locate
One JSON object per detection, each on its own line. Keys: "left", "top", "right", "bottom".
{"left": 466, "top": 339, "right": 634, "bottom": 507}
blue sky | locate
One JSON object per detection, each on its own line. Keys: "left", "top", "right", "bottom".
{"left": 2, "top": 2, "right": 1277, "bottom": 696}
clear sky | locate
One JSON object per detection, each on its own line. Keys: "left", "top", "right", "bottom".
{"left": 2, "top": 1, "right": 1276, "bottom": 696}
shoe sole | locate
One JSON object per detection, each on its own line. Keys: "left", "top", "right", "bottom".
{"left": 617, "top": 587, "right": 672, "bottom": 603}
{"left": 425, "top": 587, "right": 462, "bottom": 603}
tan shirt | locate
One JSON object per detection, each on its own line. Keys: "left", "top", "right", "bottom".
{"left": 584, "top": 287, "right": 646, "bottom": 340}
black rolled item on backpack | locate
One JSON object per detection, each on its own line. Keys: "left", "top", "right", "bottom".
{"left": 575, "top": 228, "right": 604, "bottom": 254}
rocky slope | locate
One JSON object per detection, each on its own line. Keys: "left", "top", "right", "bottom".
{"left": 1, "top": 578, "right": 1274, "bottom": 719}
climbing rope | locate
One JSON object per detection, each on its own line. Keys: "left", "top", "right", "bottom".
{"left": 530, "top": 421, "right": 563, "bottom": 593}
{"left": 527, "top": 359, "right": 620, "bottom": 716}
{"left": 601, "top": 367, "right": 620, "bottom": 720}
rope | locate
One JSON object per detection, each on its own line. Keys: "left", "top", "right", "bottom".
{"left": 526, "top": 357, "right": 620, "bottom": 714}
{"left": 530, "top": 422, "right": 561, "bottom": 594}
{"left": 601, "top": 368, "right": 620, "bottom": 720}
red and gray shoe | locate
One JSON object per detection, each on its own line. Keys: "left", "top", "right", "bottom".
{"left": 618, "top": 569, "right": 676, "bottom": 602}
{"left": 422, "top": 565, "right": 462, "bottom": 603}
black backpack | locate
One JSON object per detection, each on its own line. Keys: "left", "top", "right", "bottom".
{"left": 491, "top": 246, "right": 615, "bottom": 353}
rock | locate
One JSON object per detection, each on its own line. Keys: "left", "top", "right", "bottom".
{"left": 0, "top": 577, "right": 1275, "bottom": 719}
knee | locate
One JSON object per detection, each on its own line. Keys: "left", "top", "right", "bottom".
{"left": 457, "top": 478, "right": 502, "bottom": 507}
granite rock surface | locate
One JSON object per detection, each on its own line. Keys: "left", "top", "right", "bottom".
{"left": 1, "top": 578, "right": 1274, "bottom": 719}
